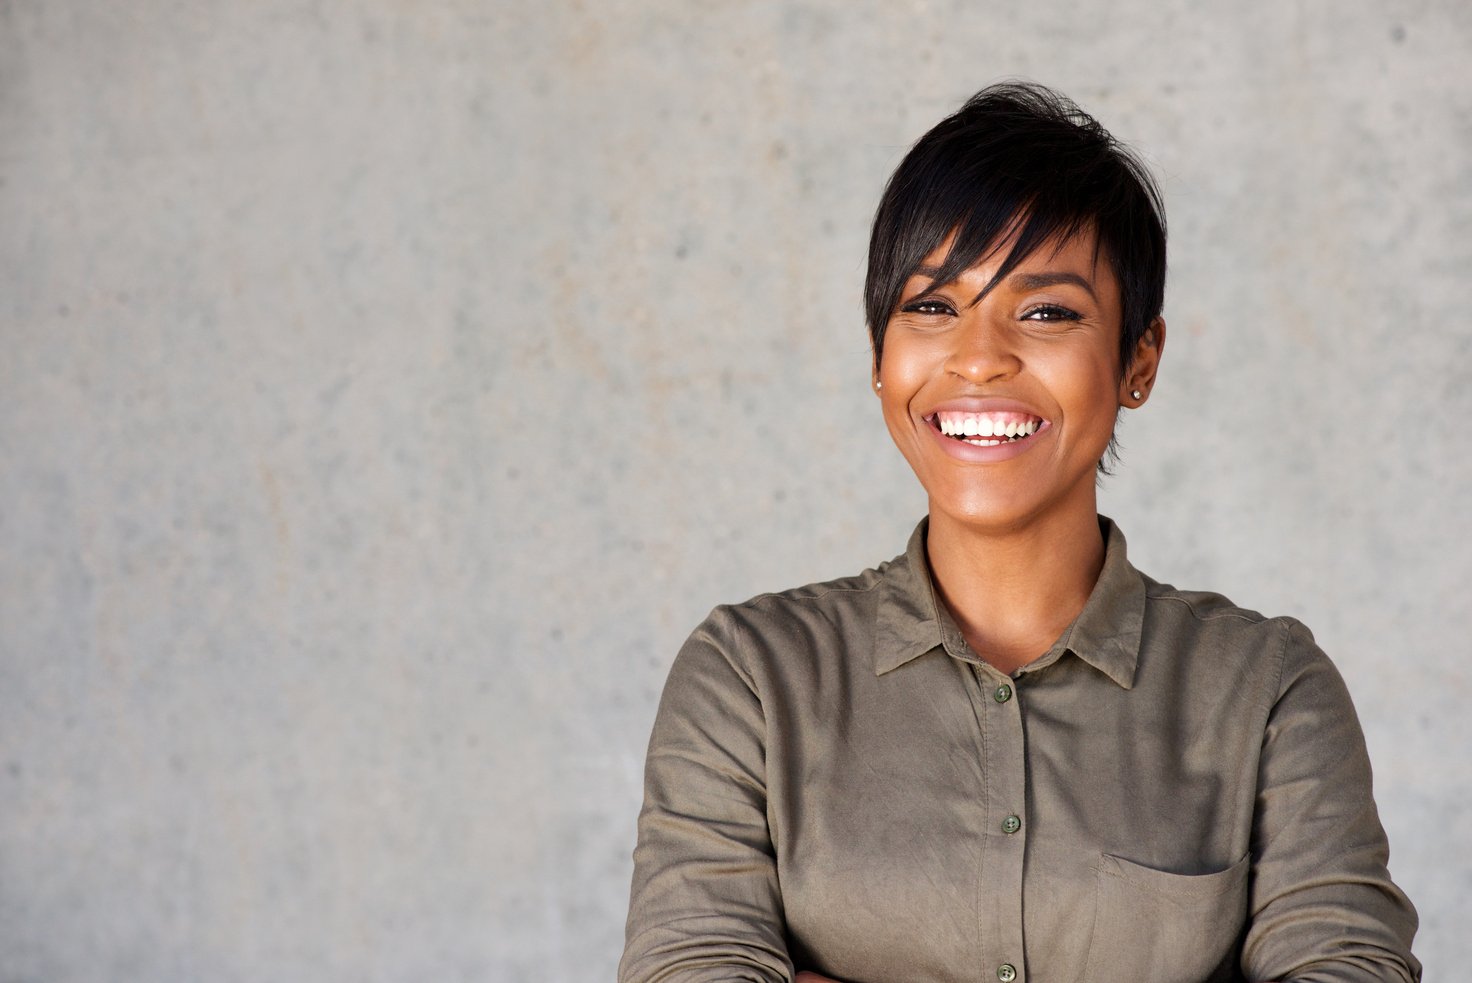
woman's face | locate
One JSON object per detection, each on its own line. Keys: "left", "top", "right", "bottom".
{"left": 875, "top": 229, "right": 1162, "bottom": 533}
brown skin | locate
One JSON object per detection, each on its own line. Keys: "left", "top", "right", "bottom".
{"left": 787, "top": 232, "right": 1158, "bottom": 981}
{"left": 786, "top": 237, "right": 1151, "bottom": 983}
{"left": 873, "top": 229, "right": 1162, "bottom": 672}
{"left": 795, "top": 233, "right": 1287, "bottom": 983}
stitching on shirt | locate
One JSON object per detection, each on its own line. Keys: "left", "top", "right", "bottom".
{"left": 1270, "top": 618, "right": 1293, "bottom": 711}
{"left": 1149, "top": 590, "right": 1278, "bottom": 626}
{"left": 712, "top": 606, "right": 764, "bottom": 700}
{"left": 743, "top": 576, "right": 887, "bottom": 608}
{"left": 1149, "top": 594, "right": 1295, "bottom": 719}
{"left": 974, "top": 665, "right": 992, "bottom": 952}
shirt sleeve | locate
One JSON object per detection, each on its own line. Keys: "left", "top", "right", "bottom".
{"left": 1241, "top": 619, "right": 1421, "bottom": 983}
{"left": 619, "top": 607, "right": 793, "bottom": 983}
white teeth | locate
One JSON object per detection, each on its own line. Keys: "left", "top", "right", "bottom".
{"left": 936, "top": 412, "right": 1044, "bottom": 442}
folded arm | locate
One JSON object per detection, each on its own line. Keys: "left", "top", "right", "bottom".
{"left": 1240, "top": 621, "right": 1420, "bottom": 982}
{"left": 619, "top": 609, "right": 794, "bottom": 983}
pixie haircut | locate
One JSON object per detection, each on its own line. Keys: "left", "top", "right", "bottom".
{"left": 865, "top": 81, "right": 1166, "bottom": 374}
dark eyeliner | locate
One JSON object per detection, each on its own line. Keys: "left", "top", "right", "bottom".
{"left": 901, "top": 298, "right": 956, "bottom": 315}
{"left": 1022, "top": 303, "right": 1082, "bottom": 321}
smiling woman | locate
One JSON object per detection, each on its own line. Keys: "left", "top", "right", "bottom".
{"left": 619, "top": 83, "right": 1420, "bottom": 983}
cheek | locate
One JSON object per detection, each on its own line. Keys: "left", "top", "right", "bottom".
{"left": 875, "top": 346, "right": 940, "bottom": 444}
{"left": 876, "top": 334, "right": 944, "bottom": 393}
{"left": 878, "top": 391, "right": 920, "bottom": 455}
{"left": 875, "top": 372, "right": 932, "bottom": 470}
{"left": 1043, "top": 350, "right": 1119, "bottom": 412}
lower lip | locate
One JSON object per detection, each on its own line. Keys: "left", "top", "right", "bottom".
{"left": 923, "top": 419, "right": 1051, "bottom": 462}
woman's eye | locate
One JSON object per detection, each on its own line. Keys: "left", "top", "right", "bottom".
{"left": 1023, "top": 304, "right": 1082, "bottom": 322}
{"left": 901, "top": 299, "right": 956, "bottom": 316}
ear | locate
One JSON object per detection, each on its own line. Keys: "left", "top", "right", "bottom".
{"left": 1121, "top": 317, "right": 1165, "bottom": 406}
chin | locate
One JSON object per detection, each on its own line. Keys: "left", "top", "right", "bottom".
{"left": 924, "top": 467, "right": 1100, "bottom": 533}
{"left": 929, "top": 493, "right": 1041, "bottom": 533}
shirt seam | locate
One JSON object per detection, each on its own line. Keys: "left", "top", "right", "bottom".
{"left": 1270, "top": 617, "right": 1292, "bottom": 710}
{"left": 712, "top": 605, "right": 783, "bottom": 880}
{"left": 742, "top": 578, "right": 887, "bottom": 609}
{"left": 712, "top": 605, "right": 764, "bottom": 702}
{"left": 1150, "top": 592, "right": 1278, "bottom": 626}
{"left": 974, "top": 663, "right": 993, "bottom": 971}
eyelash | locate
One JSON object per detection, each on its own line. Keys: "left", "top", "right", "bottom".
{"left": 902, "top": 299, "right": 956, "bottom": 316}
{"left": 1021, "top": 304, "right": 1082, "bottom": 322}
{"left": 899, "top": 300, "right": 1082, "bottom": 322}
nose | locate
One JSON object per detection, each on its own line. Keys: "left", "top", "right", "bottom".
{"left": 944, "top": 310, "right": 1022, "bottom": 384}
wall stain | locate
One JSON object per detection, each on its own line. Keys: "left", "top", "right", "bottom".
{"left": 258, "top": 462, "right": 292, "bottom": 592}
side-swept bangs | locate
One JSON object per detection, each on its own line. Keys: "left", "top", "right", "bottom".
{"left": 865, "top": 82, "right": 1166, "bottom": 375}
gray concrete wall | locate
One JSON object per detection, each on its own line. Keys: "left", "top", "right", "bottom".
{"left": 2, "top": 2, "right": 1467, "bottom": 980}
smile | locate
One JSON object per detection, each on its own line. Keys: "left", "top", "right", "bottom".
{"left": 928, "top": 410, "right": 1045, "bottom": 447}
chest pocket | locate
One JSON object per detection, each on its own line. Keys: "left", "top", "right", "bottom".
{"left": 1083, "top": 852, "right": 1250, "bottom": 983}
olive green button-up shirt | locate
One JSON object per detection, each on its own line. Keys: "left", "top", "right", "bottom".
{"left": 620, "top": 518, "right": 1420, "bottom": 983}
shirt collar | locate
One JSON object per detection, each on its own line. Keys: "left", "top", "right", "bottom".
{"left": 872, "top": 518, "right": 950, "bottom": 675}
{"left": 872, "top": 515, "right": 1145, "bottom": 689}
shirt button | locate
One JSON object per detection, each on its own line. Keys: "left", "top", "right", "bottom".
{"left": 998, "top": 964, "right": 1017, "bottom": 982}
{"left": 993, "top": 684, "right": 1012, "bottom": 703}
{"left": 1001, "top": 815, "right": 1021, "bottom": 834}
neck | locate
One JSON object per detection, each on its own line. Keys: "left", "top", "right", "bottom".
{"left": 925, "top": 502, "right": 1106, "bottom": 675}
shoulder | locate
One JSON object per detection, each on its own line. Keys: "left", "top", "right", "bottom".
{"left": 680, "top": 557, "right": 897, "bottom": 686}
{"left": 1135, "top": 573, "right": 1337, "bottom": 703}
{"left": 1140, "top": 573, "right": 1307, "bottom": 639}
{"left": 705, "top": 562, "right": 891, "bottom": 647}
{"left": 718, "top": 563, "right": 889, "bottom": 633}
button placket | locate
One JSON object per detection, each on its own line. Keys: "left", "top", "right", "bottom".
{"left": 988, "top": 673, "right": 1024, "bottom": 841}
{"left": 970, "top": 664, "right": 1027, "bottom": 983}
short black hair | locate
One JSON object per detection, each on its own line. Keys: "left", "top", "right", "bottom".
{"left": 865, "top": 81, "right": 1166, "bottom": 374}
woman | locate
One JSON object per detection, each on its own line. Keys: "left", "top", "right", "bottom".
{"left": 619, "top": 82, "right": 1419, "bottom": 983}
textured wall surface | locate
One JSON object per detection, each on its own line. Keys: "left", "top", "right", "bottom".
{"left": 2, "top": 2, "right": 1469, "bottom": 980}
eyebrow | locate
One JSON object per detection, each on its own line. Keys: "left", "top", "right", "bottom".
{"left": 911, "top": 266, "right": 1099, "bottom": 305}
{"left": 1008, "top": 271, "right": 1098, "bottom": 299}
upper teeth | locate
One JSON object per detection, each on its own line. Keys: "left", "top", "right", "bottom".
{"left": 936, "top": 413, "right": 1042, "bottom": 438}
